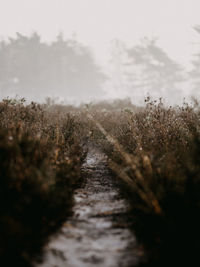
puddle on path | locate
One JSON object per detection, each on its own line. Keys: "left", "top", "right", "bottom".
{"left": 36, "top": 147, "right": 139, "bottom": 267}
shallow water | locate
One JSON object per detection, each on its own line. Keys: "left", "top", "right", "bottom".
{"left": 36, "top": 147, "right": 138, "bottom": 267}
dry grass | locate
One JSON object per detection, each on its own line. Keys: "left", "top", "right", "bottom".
{"left": 2, "top": 96, "right": 200, "bottom": 266}
{"left": 88, "top": 98, "right": 200, "bottom": 266}
{"left": 0, "top": 98, "right": 86, "bottom": 266}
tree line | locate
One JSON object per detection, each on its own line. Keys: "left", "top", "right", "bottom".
{"left": 0, "top": 31, "right": 200, "bottom": 103}
{"left": 0, "top": 32, "right": 106, "bottom": 102}
{"left": 110, "top": 30, "right": 200, "bottom": 104}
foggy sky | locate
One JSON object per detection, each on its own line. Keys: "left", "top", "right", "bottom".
{"left": 0, "top": 0, "right": 200, "bottom": 103}
{"left": 0, "top": 0, "right": 199, "bottom": 67}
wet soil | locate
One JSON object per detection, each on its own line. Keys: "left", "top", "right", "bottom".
{"left": 36, "top": 147, "right": 138, "bottom": 267}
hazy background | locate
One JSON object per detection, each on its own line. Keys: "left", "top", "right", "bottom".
{"left": 0, "top": 0, "right": 200, "bottom": 105}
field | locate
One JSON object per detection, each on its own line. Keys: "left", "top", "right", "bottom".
{"left": 0, "top": 99, "right": 86, "bottom": 266}
{"left": 1, "top": 97, "right": 200, "bottom": 266}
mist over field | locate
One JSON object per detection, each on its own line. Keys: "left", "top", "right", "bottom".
{"left": 2, "top": 1, "right": 200, "bottom": 267}
{"left": 0, "top": 0, "right": 200, "bottom": 105}
{"left": 0, "top": 31, "right": 198, "bottom": 106}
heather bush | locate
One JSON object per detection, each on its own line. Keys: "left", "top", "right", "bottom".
{"left": 0, "top": 99, "right": 85, "bottom": 266}
{"left": 2, "top": 96, "right": 200, "bottom": 266}
{"left": 89, "top": 98, "right": 200, "bottom": 266}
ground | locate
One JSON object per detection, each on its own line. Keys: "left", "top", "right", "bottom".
{"left": 36, "top": 146, "right": 139, "bottom": 267}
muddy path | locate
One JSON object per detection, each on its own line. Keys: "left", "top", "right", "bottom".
{"left": 36, "top": 146, "right": 139, "bottom": 267}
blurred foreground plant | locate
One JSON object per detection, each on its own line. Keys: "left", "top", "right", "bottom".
{"left": 89, "top": 98, "right": 200, "bottom": 266}
{"left": 0, "top": 99, "right": 85, "bottom": 266}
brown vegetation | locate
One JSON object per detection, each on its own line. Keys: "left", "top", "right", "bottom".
{"left": 1, "top": 96, "right": 200, "bottom": 266}
{"left": 0, "top": 98, "right": 86, "bottom": 266}
{"left": 88, "top": 98, "right": 200, "bottom": 266}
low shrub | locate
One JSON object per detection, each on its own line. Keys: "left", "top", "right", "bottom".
{"left": 0, "top": 99, "right": 85, "bottom": 266}
{"left": 89, "top": 98, "right": 200, "bottom": 266}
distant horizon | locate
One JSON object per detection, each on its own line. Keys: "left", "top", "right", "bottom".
{"left": 0, "top": 30, "right": 197, "bottom": 106}
{"left": 0, "top": 0, "right": 200, "bottom": 70}
{"left": 0, "top": 27, "right": 199, "bottom": 71}
{"left": 0, "top": 0, "right": 200, "bottom": 103}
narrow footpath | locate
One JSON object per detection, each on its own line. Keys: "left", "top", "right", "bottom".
{"left": 37, "top": 146, "right": 138, "bottom": 267}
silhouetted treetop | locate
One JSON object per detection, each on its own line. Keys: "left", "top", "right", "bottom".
{"left": 190, "top": 26, "right": 200, "bottom": 96}
{"left": 110, "top": 38, "right": 184, "bottom": 103}
{"left": 126, "top": 38, "right": 184, "bottom": 92}
{"left": 0, "top": 32, "right": 106, "bottom": 102}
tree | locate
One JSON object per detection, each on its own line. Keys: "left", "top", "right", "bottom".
{"left": 0, "top": 32, "right": 106, "bottom": 102}
{"left": 110, "top": 38, "right": 184, "bottom": 104}
{"left": 190, "top": 26, "right": 200, "bottom": 97}
{"left": 49, "top": 33, "right": 106, "bottom": 101}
